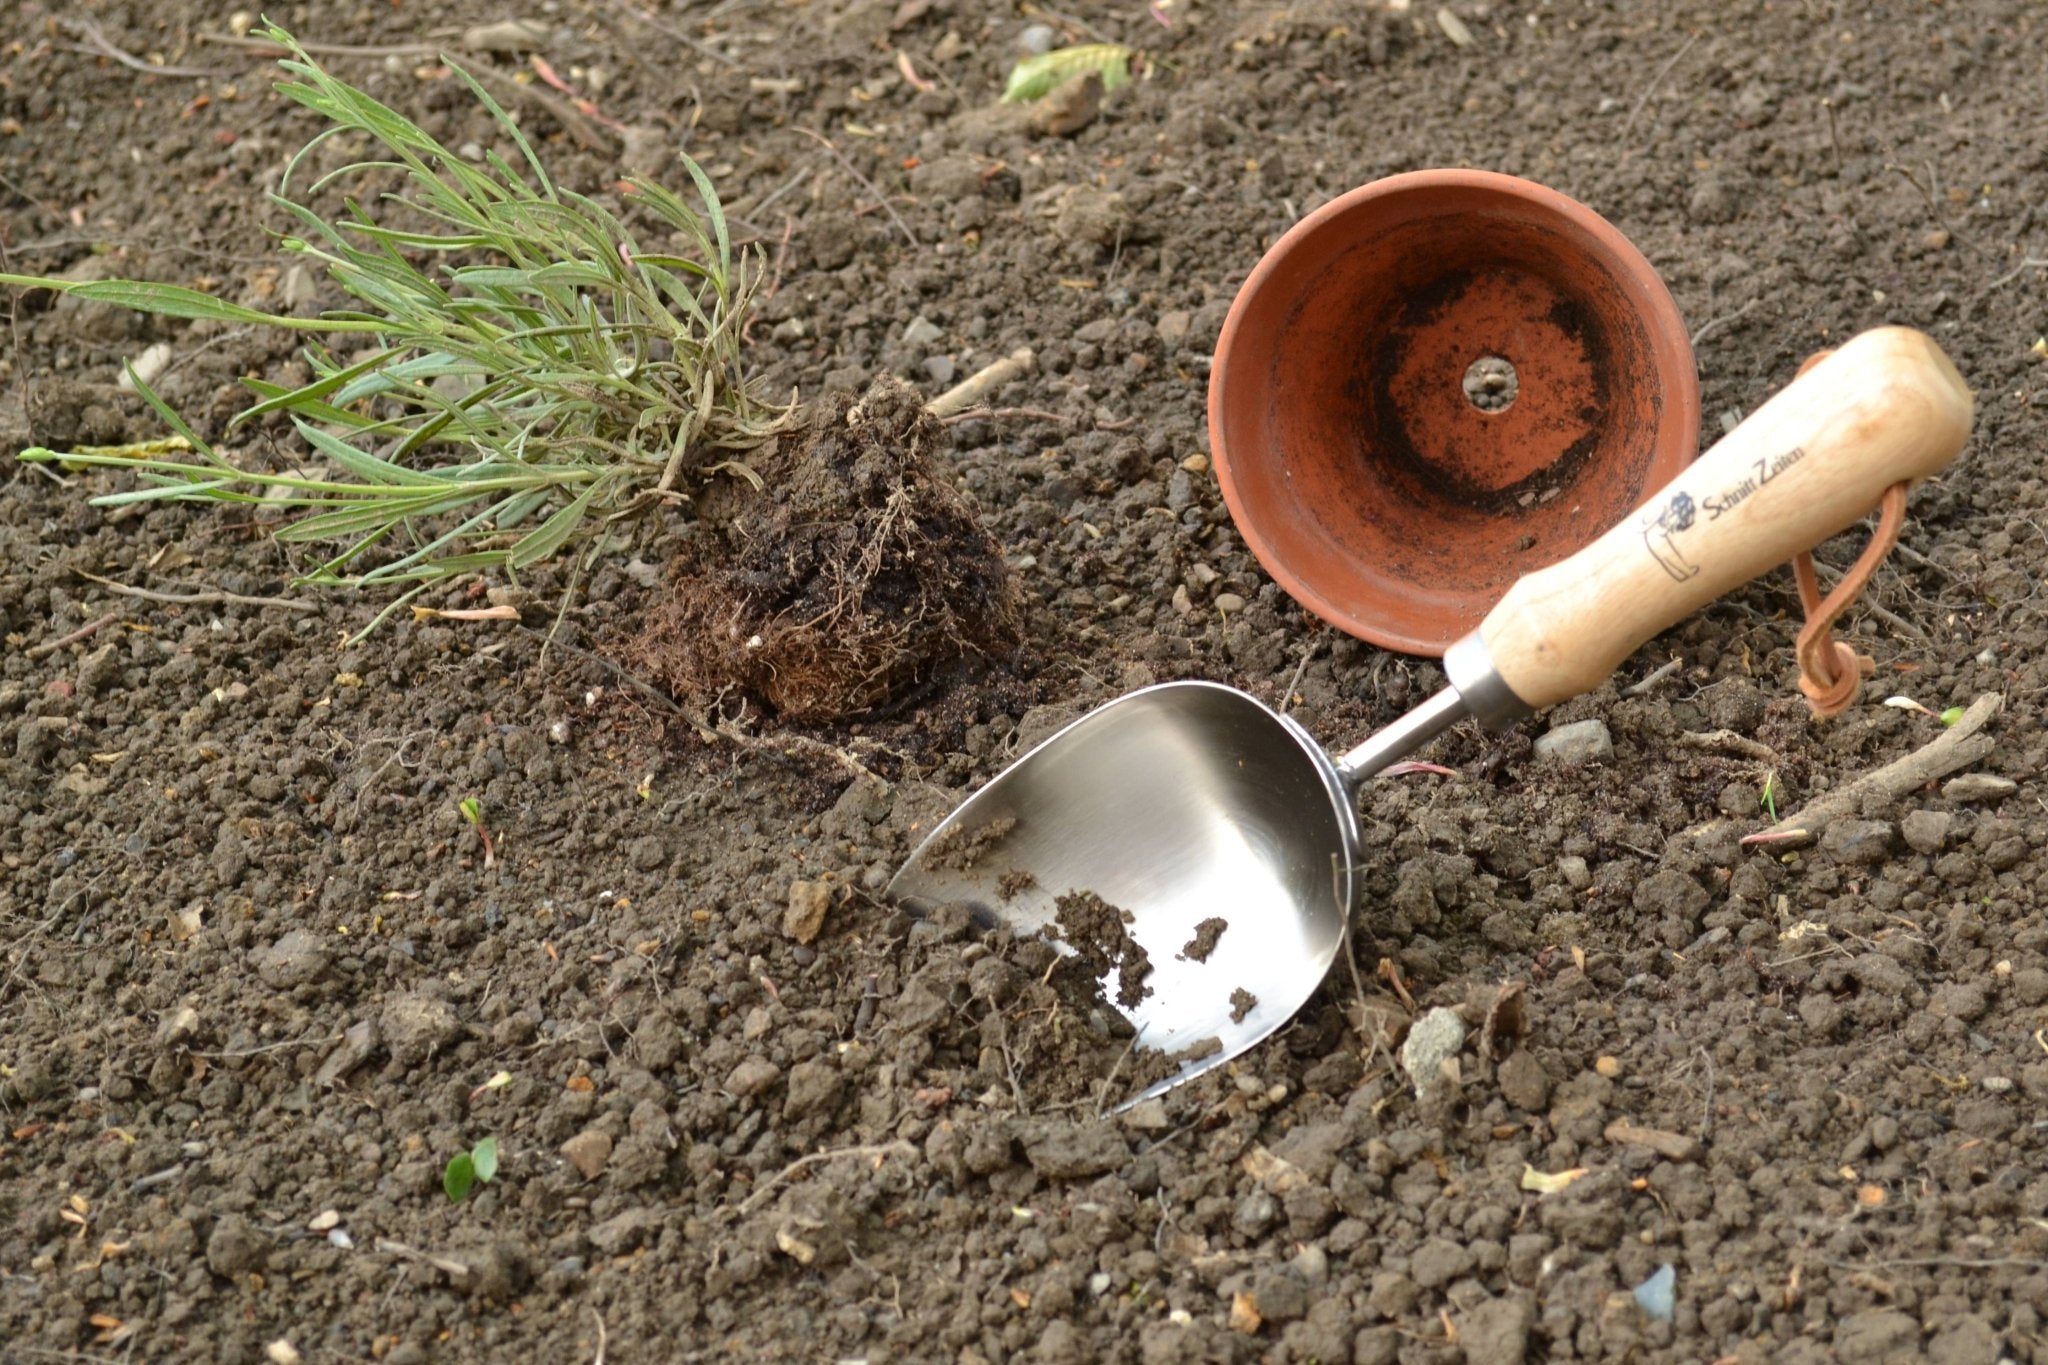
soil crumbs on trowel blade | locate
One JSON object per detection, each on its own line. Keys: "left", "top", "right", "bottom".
{"left": 916, "top": 814, "right": 1017, "bottom": 872}
{"left": 896, "top": 903, "right": 1185, "bottom": 1112}
{"left": 1049, "top": 888, "right": 1153, "bottom": 1009}
{"left": 1180, "top": 915, "right": 1228, "bottom": 962}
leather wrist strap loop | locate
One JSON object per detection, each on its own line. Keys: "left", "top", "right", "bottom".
{"left": 1791, "top": 480, "right": 1909, "bottom": 717}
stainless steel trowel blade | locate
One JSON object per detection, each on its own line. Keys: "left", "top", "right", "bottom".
{"left": 888, "top": 681, "right": 1356, "bottom": 1107}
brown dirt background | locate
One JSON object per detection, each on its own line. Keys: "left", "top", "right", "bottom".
{"left": 4, "top": 1, "right": 2048, "bottom": 1361}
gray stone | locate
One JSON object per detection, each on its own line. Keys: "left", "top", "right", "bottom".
{"left": 314, "top": 1019, "right": 380, "bottom": 1087}
{"left": 1459, "top": 1294, "right": 1534, "bottom": 1365}
{"left": 1247, "top": 1268, "right": 1308, "bottom": 1321}
{"left": 902, "top": 316, "right": 943, "bottom": 347}
{"left": 1822, "top": 819, "right": 1893, "bottom": 865}
{"left": 156, "top": 1004, "right": 201, "bottom": 1050}
{"left": 1944, "top": 773, "right": 2017, "bottom": 803}
{"left": 1366, "top": 1271, "right": 1421, "bottom": 1320}
{"left": 587, "top": 1207, "right": 663, "bottom": 1255}
{"left": 1900, "top": 808, "right": 1952, "bottom": 853}
{"left": 782, "top": 1060, "right": 844, "bottom": 1120}
{"left": 1926, "top": 1314, "right": 2001, "bottom": 1365}
{"left": 1232, "top": 1188, "right": 1280, "bottom": 1237}
{"left": 1834, "top": 1307, "right": 1919, "bottom": 1364}
{"left": 1398, "top": 1007, "right": 1467, "bottom": 1100}
{"left": 77, "top": 644, "right": 122, "bottom": 695}
{"left": 632, "top": 1013, "right": 683, "bottom": 1071}
{"left": 255, "top": 929, "right": 331, "bottom": 990}
{"left": 205, "top": 1213, "right": 266, "bottom": 1277}
{"left": 725, "top": 1057, "right": 781, "bottom": 1098}
{"left": 1633, "top": 869, "right": 1710, "bottom": 921}
{"left": 1497, "top": 1049, "right": 1552, "bottom": 1111}
{"left": 1154, "top": 310, "right": 1192, "bottom": 346}
{"left": 1409, "top": 1236, "right": 1476, "bottom": 1289}
{"left": 626, "top": 835, "right": 667, "bottom": 873}
{"left": 1019, "top": 1119, "right": 1128, "bottom": 1179}
{"left": 559, "top": 1129, "right": 612, "bottom": 1180}
{"left": 379, "top": 991, "right": 463, "bottom": 1064}
{"left": 1532, "top": 719, "right": 1613, "bottom": 765}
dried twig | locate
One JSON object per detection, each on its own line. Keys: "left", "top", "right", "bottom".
{"left": 60, "top": 18, "right": 225, "bottom": 77}
{"left": 938, "top": 406, "right": 1074, "bottom": 427}
{"left": 1619, "top": 31, "right": 1699, "bottom": 146}
{"left": 1678, "top": 729, "right": 1777, "bottom": 761}
{"left": 928, "top": 348, "right": 1035, "bottom": 418}
{"left": 374, "top": 1238, "right": 473, "bottom": 1280}
{"left": 26, "top": 613, "right": 121, "bottom": 660}
{"left": 1763, "top": 692, "right": 2001, "bottom": 839}
{"left": 76, "top": 571, "right": 320, "bottom": 614}
{"left": 1983, "top": 257, "right": 2048, "bottom": 291}
{"left": 197, "top": 32, "right": 444, "bottom": 58}
{"left": 734, "top": 1141, "right": 916, "bottom": 1216}
{"left": 1689, "top": 298, "right": 1760, "bottom": 349}
{"left": 467, "top": 63, "right": 612, "bottom": 152}
{"left": 1624, "top": 657, "right": 1684, "bottom": 696}
{"left": 796, "top": 128, "right": 918, "bottom": 249}
{"left": 191, "top": 1034, "right": 344, "bottom": 1059}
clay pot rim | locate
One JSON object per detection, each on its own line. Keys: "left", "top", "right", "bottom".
{"left": 1206, "top": 168, "right": 1701, "bottom": 657}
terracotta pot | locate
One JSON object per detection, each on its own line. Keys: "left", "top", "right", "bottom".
{"left": 1207, "top": 170, "right": 1700, "bottom": 656}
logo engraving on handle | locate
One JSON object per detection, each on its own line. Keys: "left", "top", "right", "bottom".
{"left": 1703, "top": 445, "right": 1808, "bottom": 520}
{"left": 1643, "top": 447, "right": 1809, "bottom": 581}
{"left": 1642, "top": 491, "right": 1699, "bottom": 582}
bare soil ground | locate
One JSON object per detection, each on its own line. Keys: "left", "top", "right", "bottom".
{"left": 4, "top": 1, "right": 2048, "bottom": 1361}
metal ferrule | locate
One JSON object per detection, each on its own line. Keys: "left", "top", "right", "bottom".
{"left": 1443, "top": 629, "right": 1533, "bottom": 731}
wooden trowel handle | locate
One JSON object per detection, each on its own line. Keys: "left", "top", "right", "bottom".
{"left": 1479, "top": 326, "right": 1972, "bottom": 712}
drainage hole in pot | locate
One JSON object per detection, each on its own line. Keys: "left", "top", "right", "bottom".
{"left": 1462, "top": 355, "right": 1518, "bottom": 412}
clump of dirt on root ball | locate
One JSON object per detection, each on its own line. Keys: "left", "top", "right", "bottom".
{"left": 633, "top": 378, "right": 1020, "bottom": 723}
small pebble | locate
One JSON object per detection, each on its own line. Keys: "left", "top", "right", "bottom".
{"left": 1594, "top": 1055, "right": 1621, "bottom": 1078}
{"left": 1399, "top": 1007, "right": 1467, "bottom": 1100}
{"left": 548, "top": 720, "right": 572, "bottom": 745}
{"left": 1533, "top": 719, "right": 1613, "bottom": 765}
{"left": 1018, "top": 22, "right": 1056, "bottom": 54}
{"left": 559, "top": 1129, "right": 613, "bottom": 1179}
{"left": 265, "top": 1342, "right": 303, "bottom": 1365}
{"left": 1981, "top": 1076, "right": 2013, "bottom": 1093}
{"left": 1214, "top": 592, "right": 1246, "bottom": 615}
{"left": 1943, "top": 773, "right": 2016, "bottom": 803}
{"left": 117, "top": 341, "right": 173, "bottom": 391}
{"left": 1632, "top": 1264, "right": 1676, "bottom": 1321}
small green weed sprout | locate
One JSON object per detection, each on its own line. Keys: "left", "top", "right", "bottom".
{"left": 443, "top": 1135, "right": 500, "bottom": 1203}
{"left": 1760, "top": 771, "right": 1779, "bottom": 823}
{"left": 3, "top": 23, "right": 787, "bottom": 636}
{"left": 1002, "top": 43, "right": 1137, "bottom": 103}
